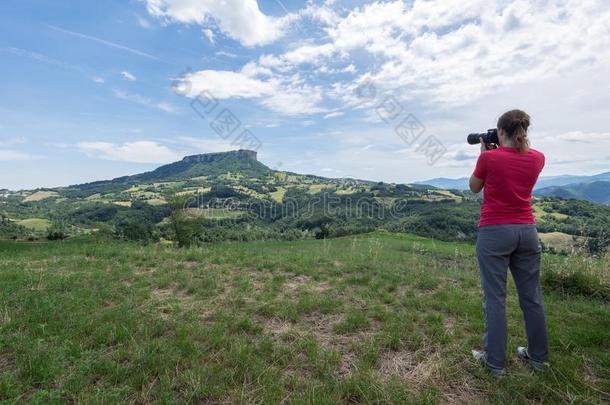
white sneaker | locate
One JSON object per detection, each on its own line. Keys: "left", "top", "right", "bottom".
{"left": 517, "top": 346, "right": 547, "bottom": 372}
{"left": 472, "top": 349, "right": 506, "bottom": 377}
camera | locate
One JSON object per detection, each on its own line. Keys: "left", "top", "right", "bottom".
{"left": 467, "top": 129, "right": 499, "bottom": 146}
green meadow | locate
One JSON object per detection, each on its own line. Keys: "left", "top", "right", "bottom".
{"left": 0, "top": 233, "right": 608, "bottom": 403}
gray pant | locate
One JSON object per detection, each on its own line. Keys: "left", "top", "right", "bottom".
{"left": 476, "top": 224, "right": 549, "bottom": 370}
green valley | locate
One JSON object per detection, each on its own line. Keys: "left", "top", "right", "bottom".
{"left": 1, "top": 150, "right": 609, "bottom": 255}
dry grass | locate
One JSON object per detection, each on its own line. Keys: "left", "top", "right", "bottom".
{"left": 539, "top": 231, "right": 587, "bottom": 254}
{"left": 0, "top": 352, "right": 16, "bottom": 373}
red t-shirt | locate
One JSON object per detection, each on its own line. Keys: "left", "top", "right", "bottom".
{"left": 473, "top": 146, "right": 545, "bottom": 227}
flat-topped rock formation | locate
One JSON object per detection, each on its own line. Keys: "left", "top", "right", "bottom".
{"left": 182, "top": 150, "right": 257, "bottom": 164}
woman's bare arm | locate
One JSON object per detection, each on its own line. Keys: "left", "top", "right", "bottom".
{"left": 470, "top": 175, "right": 484, "bottom": 193}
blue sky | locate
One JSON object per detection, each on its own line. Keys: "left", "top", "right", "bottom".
{"left": 1, "top": 0, "right": 610, "bottom": 190}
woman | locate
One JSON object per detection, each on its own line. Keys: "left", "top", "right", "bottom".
{"left": 469, "top": 109, "right": 549, "bottom": 377}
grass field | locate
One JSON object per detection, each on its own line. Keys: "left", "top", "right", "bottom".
{"left": 22, "top": 191, "right": 59, "bottom": 203}
{"left": 15, "top": 218, "right": 51, "bottom": 232}
{"left": 183, "top": 208, "right": 245, "bottom": 219}
{"left": 0, "top": 233, "right": 608, "bottom": 403}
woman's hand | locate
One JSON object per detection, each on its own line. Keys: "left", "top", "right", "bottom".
{"left": 480, "top": 137, "right": 497, "bottom": 152}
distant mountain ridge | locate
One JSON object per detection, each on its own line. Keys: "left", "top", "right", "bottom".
{"left": 416, "top": 171, "right": 610, "bottom": 204}
{"left": 535, "top": 181, "right": 610, "bottom": 204}
{"left": 535, "top": 172, "right": 610, "bottom": 189}
{"left": 413, "top": 177, "right": 470, "bottom": 190}
{"left": 416, "top": 172, "right": 610, "bottom": 190}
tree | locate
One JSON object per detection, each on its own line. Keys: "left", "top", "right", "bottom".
{"left": 47, "top": 221, "right": 68, "bottom": 240}
{"left": 587, "top": 231, "right": 610, "bottom": 257}
{"left": 114, "top": 219, "right": 157, "bottom": 243}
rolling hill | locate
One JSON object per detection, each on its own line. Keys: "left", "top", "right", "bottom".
{"left": 1, "top": 150, "right": 609, "bottom": 252}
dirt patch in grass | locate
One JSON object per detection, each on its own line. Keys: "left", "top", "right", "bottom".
{"left": 443, "top": 316, "right": 455, "bottom": 334}
{"left": 298, "top": 312, "right": 345, "bottom": 347}
{"left": 152, "top": 285, "right": 196, "bottom": 320}
{"left": 248, "top": 272, "right": 270, "bottom": 294}
{"left": 135, "top": 267, "right": 154, "bottom": 276}
{"left": 261, "top": 317, "right": 297, "bottom": 342}
{"left": 377, "top": 349, "right": 418, "bottom": 379}
{"left": 377, "top": 347, "right": 486, "bottom": 403}
{"left": 376, "top": 347, "right": 443, "bottom": 384}
{"left": 259, "top": 313, "right": 344, "bottom": 345}
{"left": 261, "top": 312, "right": 359, "bottom": 376}
{"left": 440, "top": 385, "right": 487, "bottom": 405}
{"left": 582, "top": 359, "right": 603, "bottom": 391}
{"left": 284, "top": 274, "right": 311, "bottom": 292}
{"left": 415, "top": 288, "right": 437, "bottom": 297}
{"left": 260, "top": 311, "right": 385, "bottom": 377}
{"left": 182, "top": 260, "right": 199, "bottom": 268}
{"left": 281, "top": 273, "right": 331, "bottom": 296}
{"left": 310, "top": 280, "right": 332, "bottom": 293}
{"left": 0, "top": 352, "right": 16, "bottom": 373}
{"left": 152, "top": 285, "right": 192, "bottom": 301}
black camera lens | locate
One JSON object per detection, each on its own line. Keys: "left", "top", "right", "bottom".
{"left": 467, "top": 129, "right": 498, "bottom": 145}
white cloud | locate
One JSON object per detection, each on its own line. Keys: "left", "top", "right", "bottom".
{"left": 174, "top": 68, "right": 327, "bottom": 116}
{"left": 78, "top": 141, "right": 181, "bottom": 163}
{"left": 0, "top": 149, "right": 38, "bottom": 161}
{"left": 0, "top": 136, "right": 27, "bottom": 147}
{"left": 145, "top": 0, "right": 291, "bottom": 47}
{"left": 555, "top": 131, "right": 610, "bottom": 143}
{"left": 325, "top": 0, "right": 610, "bottom": 106}
{"left": 158, "top": 0, "right": 610, "bottom": 179}
{"left": 260, "top": 84, "right": 327, "bottom": 116}
{"left": 175, "top": 70, "right": 275, "bottom": 99}
{"left": 323, "top": 111, "right": 344, "bottom": 119}
{"left": 167, "top": 0, "right": 607, "bottom": 119}
{"left": 136, "top": 15, "right": 153, "bottom": 29}
{"left": 113, "top": 89, "right": 177, "bottom": 113}
{"left": 120, "top": 71, "right": 137, "bottom": 81}
{"left": 156, "top": 102, "right": 176, "bottom": 113}
{"left": 283, "top": 43, "right": 336, "bottom": 65}
{"left": 215, "top": 50, "right": 238, "bottom": 58}
{"left": 533, "top": 130, "right": 610, "bottom": 175}
{"left": 214, "top": 0, "right": 610, "bottom": 111}
{"left": 203, "top": 28, "right": 215, "bottom": 44}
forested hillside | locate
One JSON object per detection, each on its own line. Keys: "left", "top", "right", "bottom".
{"left": 1, "top": 150, "right": 609, "bottom": 254}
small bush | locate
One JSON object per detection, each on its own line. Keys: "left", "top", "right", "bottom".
{"left": 46, "top": 222, "right": 68, "bottom": 241}
{"left": 542, "top": 270, "right": 609, "bottom": 301}
{"left": 114, "top": 219, "right": 158, "bottom": 243}
{"left": 587, "top": 232, "right": 610, "bottom": 256}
